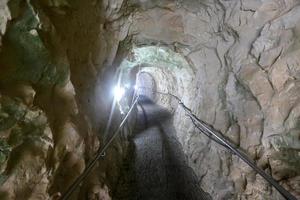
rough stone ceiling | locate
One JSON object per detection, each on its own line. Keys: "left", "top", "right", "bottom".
{"left": 119, "top": 46, "right": 193, "bottom": 104}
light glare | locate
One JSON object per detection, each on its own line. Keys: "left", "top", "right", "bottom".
{"left": 113, "top": 86, "right": 125, "bottom": 101}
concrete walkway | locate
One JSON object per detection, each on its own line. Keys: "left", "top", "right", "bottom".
{"left": 113, "top": 97, "right": 211, "bottom": 200}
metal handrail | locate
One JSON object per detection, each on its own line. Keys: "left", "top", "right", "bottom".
{"left": 59, "top": 85, "right": 296, "bottom": 200}
{"left": 154, "top": 91, "right": 296, "bottom": 200}
{"left": 59, "top": 96, "right": 139, "bottom": 200}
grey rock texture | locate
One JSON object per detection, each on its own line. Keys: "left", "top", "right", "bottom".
{"left": 0, "top": 0, "right": 129, "bottom": 199}
{"left": 117, "top": 0, "right": 300, "bottom": 199}
{"left": 0, "top": 0, "right": 299, "bottom": 199}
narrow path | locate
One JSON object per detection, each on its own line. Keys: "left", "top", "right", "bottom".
{"left": 113, "top": 97, "right": 211, "bottom": 200}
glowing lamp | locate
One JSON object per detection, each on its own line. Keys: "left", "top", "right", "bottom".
{"left": 113, "top": 86, "right": 125, "bottom": 101}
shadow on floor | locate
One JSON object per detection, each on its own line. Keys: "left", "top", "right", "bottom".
{"left": 113, "top": 96, "right": 211, "bottom": 200}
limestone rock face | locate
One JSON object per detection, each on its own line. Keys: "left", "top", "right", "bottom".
{"left": 0, "top": 0, "right": 129, "bottom": 199}
{"left": 117, "top": 0, "right": 300, "bottom": 199}
{"left": 0, "top": 95, "right": 53, "bottom": 199}
{"left": 0, "top": 0, "right": 300, "bottom": 199}
{"left": 0, "top": 0, "right": 10, "bottom": 46}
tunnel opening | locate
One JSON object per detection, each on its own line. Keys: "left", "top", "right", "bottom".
{"left": 1, "top": 1, "right": 300, "bottom": 199}
{"left": 111, "top": 44, "right": 214, "bottom": 199}
{"left": 118, "top": 45, "right": 195, "bottom": 113}
{"left": 112, "top": 42, "right": 300, "bottom": 200}
{"left": 135, "top": 71, "right": 156, "bottom": 101}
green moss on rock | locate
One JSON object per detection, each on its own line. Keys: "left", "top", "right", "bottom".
{"left": 0, "top": 97, "right": 26, "bottom": 131}
{"left": 0, "top": 0, "right": 69, "bottom": 87}
{"left": 0, "top": 95, "right": 51, "bottom": 180}
{"left": 0, "top": 139, "right": 10, "bottom": 165}
{"left": 119, "top": 46, "right": 191, "bottom": 70}
{"left": 269, "top": 131, "right": 300, "bottom": 178}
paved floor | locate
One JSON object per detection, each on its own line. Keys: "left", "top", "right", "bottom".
{"left": 113, "top": 97, "right": 211, "bottom": 200}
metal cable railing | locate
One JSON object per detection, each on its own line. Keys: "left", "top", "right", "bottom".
{"left": 59, "top": 95, "right": 139, "bottom": 200}
{"left": 59, "top": 84, "right": 296, "bottom": 200}
{"left": 154, "top": 91, "right": 297, "bottom": 200}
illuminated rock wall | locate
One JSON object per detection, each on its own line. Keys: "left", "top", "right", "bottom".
{"left": 0, "top": 0, "right": 299, "bottom": 199}
{"left": 0, "top": 0, "right": 129, "bottom": 199}
{"left": 119, "top": 0, "right": 300, "bottom": 199}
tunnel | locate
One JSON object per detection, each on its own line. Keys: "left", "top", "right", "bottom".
{"left": 0, "top": 1, "right": 299, "bottom": 200}
{"left": 135, "top": 72, "right": 156, "bottom": 100}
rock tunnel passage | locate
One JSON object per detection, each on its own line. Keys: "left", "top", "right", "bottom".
{"left": 1, "top": 1, "right": 300, "bottom": 199}
{"left": 113, "top": 96, "right": 211, "bottom": 200}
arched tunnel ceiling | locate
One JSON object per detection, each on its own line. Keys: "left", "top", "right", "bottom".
{"left": 119, "top": 46, "right": 194, "bottom": 107}
{"left": 116, "top": 1, "right": 300, "bottom": 198}
{"left": 120, "top": 46, "right": 193, "bottom": 72}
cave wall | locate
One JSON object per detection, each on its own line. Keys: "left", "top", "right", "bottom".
{"left": 119, "top": 0, "right": 300, "bottom": 199}
{"left": 0, "top": 0, "right": 132, "bottom": 199}
{"left": 0, "top": 0, "right": 299, "bottom": 199}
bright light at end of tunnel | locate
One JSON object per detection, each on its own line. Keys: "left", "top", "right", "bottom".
{"left": 113, "top": 86, "right": 125, "bottom": 101}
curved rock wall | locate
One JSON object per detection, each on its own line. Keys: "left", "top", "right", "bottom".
{"left": 0, "top": 0, "right": 131, "bottom": 199}
{"left": 118, "top": 0, "right": 300, "bottom": 199}
{"left": 0, "top": 0, "right": 299, "bottom": 199}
